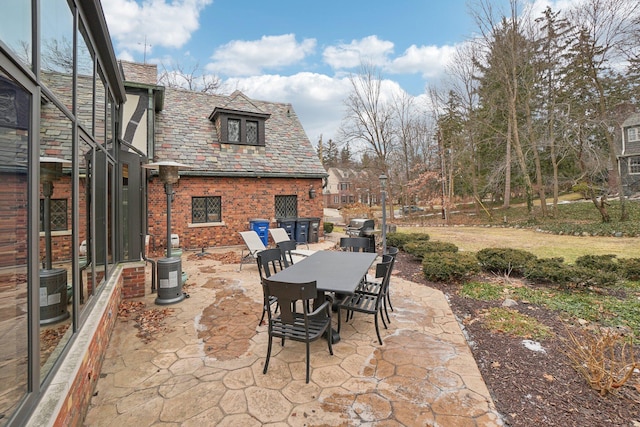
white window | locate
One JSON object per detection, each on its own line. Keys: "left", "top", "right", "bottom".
{"left": 629, "top": 156, "right": 640, "bottom": 175}
{"left": 628, "top": 127, "right": 640, "bottom": 142}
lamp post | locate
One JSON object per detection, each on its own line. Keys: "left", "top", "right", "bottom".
{"left": 143, "top": 160, "right": 190, "bottom": 305}
{"left": 379, "top": 174, "right": 387, "bottom": 255}
{"left": 39, "top": 157, "right": 71, "bottom": 325}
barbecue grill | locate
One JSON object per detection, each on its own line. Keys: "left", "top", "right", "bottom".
{"left": 345, "top": 218, "right": 376, "bottom": 251}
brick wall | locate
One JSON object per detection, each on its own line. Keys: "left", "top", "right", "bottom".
{"left": 121, "top": 263, "right": 146, "bottom": 298}
{"left": 147, "top": 176, "right": 324, "bottom": 250}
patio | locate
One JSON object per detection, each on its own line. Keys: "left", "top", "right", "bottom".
{"left": 83, "top": 239, "right": 503, "bottom": 426}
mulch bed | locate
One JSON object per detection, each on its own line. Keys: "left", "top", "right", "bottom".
{"left": 392, "top": 250, "right": 640, "bottom": 427}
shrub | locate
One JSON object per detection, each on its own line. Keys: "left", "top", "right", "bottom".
{"left": 618, "top": 258, "right": 640, "bottom": 280}
{"left": 404, "top": 240, "right": 458, "bottom": 260}
{"left": 572, "top": 266, "right": 620, "bottom": 287}
{"left": 422, "top": 251, "right": 480, "bottom": 282}
{"left": 476, "top": 248, "right": 537, "bottom": 276}
{"left": 386, "top": 232, "right": 429, "bottom": 249}
{"left": 575, "top": 254, "right": 619, "bottom": 273}
{"left": 323, "top": 222, "right": 334, "bottom": 233}
{"left": 524, "top": 257, "right": 573, "bottom": 285}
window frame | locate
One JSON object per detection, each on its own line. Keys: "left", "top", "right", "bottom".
{"left": 275, "top": 195, "right": 297, "bottom": 218}
{"left": 628, "top": 127, "right": 640, "bottom": 143}
{"left": 191, "top": 196, "right": 222, "bottom": 223}
{"left": 211, "top": 108, "right": 269, "bottom": 146}
{"left": 629, "top": 156, "right": 640, "bottom": 175}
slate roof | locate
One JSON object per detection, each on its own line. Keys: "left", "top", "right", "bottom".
{"left": 154, "top": 88, "right": 326, "bottom": 179}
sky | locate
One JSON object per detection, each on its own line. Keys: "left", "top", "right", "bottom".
{"left": 101, "top": 0, "right": 566, "bottom": 146}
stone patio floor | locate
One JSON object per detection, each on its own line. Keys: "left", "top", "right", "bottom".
{"left": 84, "top": 239, "right": 504, "bottom": 426}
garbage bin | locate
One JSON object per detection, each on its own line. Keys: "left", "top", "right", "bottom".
{"left": 295, "top": 218, "right": 310, "bottom": 244}
{"left": 250, "top": 218, "right": 270, "bottom": 246}
{"left": 308, "top": 217, "right": 320, "bottom": 243}
{"left": 276, "top": 218, "right": 296, "bottom": 240}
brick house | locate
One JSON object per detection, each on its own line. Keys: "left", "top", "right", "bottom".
{"left": 323, "top": 167, "right": 376, "bottom": 209}
{"left": 618, "top": 112, "right": 640, "bottom": 196}
{"left": 119, "top": 62, "right": 326, "bottom": 251}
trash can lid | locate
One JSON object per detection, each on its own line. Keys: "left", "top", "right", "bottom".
{"left": 249, "top": 218, "right": 269, "bottom": 222}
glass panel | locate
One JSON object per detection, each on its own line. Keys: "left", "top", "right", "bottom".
{"left": 121, "top": 163, "right": 129, "bottom": 259}
{"left": 275, "top": 195, "right": 297, "bottom": 218}
{"left": 40, "top": 0, "right": 74, "bottom": 111}
{"left": 79, "top": 137, "right": 94, "bottom": 310}
{"left": 192, "top": 197, "right": 205, "bottom": 223}
{"left": 0, "top": 68, "right": 30, "bottom": 420}
{"left": 247, "top": 121, "right": 257, "bottom": 144}
{"left": 95, "top": 66, "right": 106, "bottom": 144}
{"left": 207, "top": 197, "right": 221, "bottom": 222}
{"left": 0, "top": 0, "right": 32, "bottom": 68}
{"left": 228, "top": 119, "right": 239, "bottom": 143}
{"left": 76, "top": 21, "right": 94, "bottom": 135}
{"left": 106, "top": 93, "right": 113, "bottom": 146}
{"left": 39, "top": 99, "right": 73, "bottom": 382}
{"left": 107, "top": 162, "right": 114, "bottom": 269}
{"left": 93, "top": 149, "right": 107, "bottom": 294}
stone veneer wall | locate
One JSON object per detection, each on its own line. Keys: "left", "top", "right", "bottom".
{"left": 26, "top": 262, "right": 145, "bottom": 426}
{"left": 146, "top": 176, "right": 324, "bottom": 250}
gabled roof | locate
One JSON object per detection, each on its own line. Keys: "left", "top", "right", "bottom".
{"left": 154, "top": 88, "right": 326, "bottom": 179}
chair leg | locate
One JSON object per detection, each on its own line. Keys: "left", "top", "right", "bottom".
{"left": 263, "top": 334, "right": 273, "bottom": 374}
{"left": 374, "top": 311, "right": 383, "bottom": 345}
{"left": 259, "top": 307, "right": 266, "bottom": 326}
{"left": 337, "top": 307, "right": 342, "bottom": 333}
{"left": 305, "top": 341, "right": 311, "bottom": 383}
{"left": 386, "top": 291, "right": 394, "bottom": 312}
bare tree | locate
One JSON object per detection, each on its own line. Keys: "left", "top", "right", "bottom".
{"left": 158, "top": 61, "right": 221, "bottom": 94}
{"left": 567, "top": 0, "right": 640, "bottom": 221}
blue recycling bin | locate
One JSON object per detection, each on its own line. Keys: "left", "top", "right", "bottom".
{"left": 276, "top": 218, "right": 296, "bottom": 240}
{"left": 295, "top": 218, "right": 310, "bottom": 244}
{"left": 249, "top": 218, "right": 270, "bottom": 246}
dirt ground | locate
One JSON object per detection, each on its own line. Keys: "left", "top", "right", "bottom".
{"left": 392, "top": 250, "right": 640, "bottom": 427}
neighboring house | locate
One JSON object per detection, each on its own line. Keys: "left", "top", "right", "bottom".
{"left": 119, "top": 62, "right": 326, "bottom": 250}
{"left": 323, "top": 167, "right": 377, "bottom": 209}
{"left": 618, "top": 112, "right": 640, "bottom": 196}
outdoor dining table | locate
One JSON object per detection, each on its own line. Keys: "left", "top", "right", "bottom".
{"left": 268, "top": 250, "right": 378, "bottom": 343}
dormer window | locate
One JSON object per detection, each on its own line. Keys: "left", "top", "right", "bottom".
{"left": 210, "top": 107, "right": 270, "bottom": 146}
{"left": 629, "top": 127, "right": 640, "bottom": 143}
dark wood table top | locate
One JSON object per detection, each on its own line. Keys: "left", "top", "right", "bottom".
{"left": 268, "top": 250, "right": 378, "bottom": 295}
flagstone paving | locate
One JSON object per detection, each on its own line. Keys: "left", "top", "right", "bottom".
{"left": 84, "top": 240, "right": 504, "bottom": 426}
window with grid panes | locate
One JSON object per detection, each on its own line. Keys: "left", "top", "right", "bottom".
{"left": 40, "top": 199, "right": 68, "bottom": 231}
{"left": 628, "top": 127, "right": 639, "bottom": 142}
{"left": 629, "top": 157, "right": 640, "bottom": 174}
{"left": 275, "top": 195, "right": 297, "bottom": 218}
{"left": 247, "top": 120, "right": 258, "bottom": 144}
{"left": 227, "top": 119, "right": 240, "bottom": 143}
{"left": 192, "top": 196, "right": 222, "bottom": 223}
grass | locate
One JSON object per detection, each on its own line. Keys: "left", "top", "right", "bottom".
{"left": 482, "top": 307, "right": 553, "bottom": 340}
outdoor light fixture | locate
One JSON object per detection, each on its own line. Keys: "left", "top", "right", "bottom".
{"left": 309, "top": 186, "right": 317, "bottom": 199}
{"left": 40, "top": 156, "right": 71, "bottom": 325}
{"left": 379, "top": 174, "right": 388, "bottom": 255}
{"left": 142, "top": 160, "right": 190, "bottom": 305}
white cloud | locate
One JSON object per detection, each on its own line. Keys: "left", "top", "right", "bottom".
{"left": 323, "top": 35, "right": 394, "bottom": 69}
{"left": 207, "top": 34, "right": 316, "bottom": 76}
{"left": 222, "top": 73, "right": 351, "bottom": 143}
{"left": 387, "top": 44, "right": 457, "bottom": 79}
{"left": 102, "top": 0, "right": 211, "bottom": 55}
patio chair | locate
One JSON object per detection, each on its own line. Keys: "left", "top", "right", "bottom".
{"left": 270, "top": 227, "right": 310, "bottom": 249}
{"left": 239, "top": 230, "right": 266, "bottom": 271}
{"left": 276, "top": 239, "right": 297, "bottom": 267}
{"left": 337, "top": 254, "right": 393, "bottom": 345}
{"left": 256, "top": 248, "right": 287, "bottom": 326}
{"left": 262, "top": 278, "right": 333, "bottom": 383}
{"left": 361, "top": 246, "right": 399, "bottom": 324}
{"left": 339, "top": 237, "right": 371, "bottom": 252}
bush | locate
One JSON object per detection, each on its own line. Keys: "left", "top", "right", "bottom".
{"left": 404, "top": 240, "right": 458, "bottom": 260}
{"left": 386, "top": 232, "right": 429, "bottom": 249}
{"left": 575, "top": 254, "right": 619, "bottom": 272}
{"left": 618, "top": 258, "right": 640, "bottom": 280}
{"left": 422, "top": 252, "right": 480, "bottom": 282}
{"left": 476, "top": 248, "right": 537, "bottom": 276}
{"left": 524, "top": 257, "right": 573, "bottom": 285}
{"left": 572, "top": 266, "right": 620, "bottom": 287}
{"left": 323, "top": 222, "right": 334, "bottom": 233}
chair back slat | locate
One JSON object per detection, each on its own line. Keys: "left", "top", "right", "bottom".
{"left": 264, "top": 279, "right": 317, "bottom": 324}
{"left": 339, "top": 237, "right": 371, "bottom": 252}
{"left": 256, "top": 248, "right": 286, "bottom": 279}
